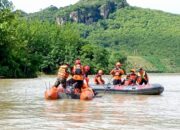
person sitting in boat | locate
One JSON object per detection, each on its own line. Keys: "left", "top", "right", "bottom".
{"left": 137, "top": 67, "right": 149, "bottom": 85}
{"left": 125, "top": 69, "right": 138, "bottom": 85}
{"left": 71, "top": 58, "right": 85, "bottom": 90}
{"left": 94, "top": 70, "right": 105, "bottom": 85}
{"left": 110, "top": 62, "right": 124, "bottom": 85}
{"left": 53, "top": 64, "right": 69, "bottom": 89}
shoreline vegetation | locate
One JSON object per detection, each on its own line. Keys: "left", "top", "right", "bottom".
{"left": 1, "top": 73, "right": 180, "bottom": 79}
{"left": 0, "top": 0, "right": 180, "bottom": 78}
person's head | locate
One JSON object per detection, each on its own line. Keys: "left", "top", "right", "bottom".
{"left": 130, "top": 69, "right": 136, "bottom": 74}
{"left": 60, "top": 64, "right": 68, "bottom": 70}
{"left": 139, "top": 67, "right": 143, "bottom": 72}
{"left": 75, "top": 58, "right": 81, "bottom": 65}
{"left": 116, "top": 62, "right": 122, "bottom": 68}
{"left": 98, "top": 70, "right": 104, "bottom": 75}
{"left": 84, "top": 65, "right": 90, "bottom": 72}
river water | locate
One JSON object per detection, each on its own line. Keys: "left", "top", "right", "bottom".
{"left": 0, "top": 74, "right": 180, "bottom": 130}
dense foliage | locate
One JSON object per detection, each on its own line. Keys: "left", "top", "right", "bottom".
{"left": 0, "top": 0, "right": 180, "bottom": 78}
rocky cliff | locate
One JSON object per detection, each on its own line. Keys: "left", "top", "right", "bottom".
{"left": 56, "top": 0, "right": 128, "bottom": 25}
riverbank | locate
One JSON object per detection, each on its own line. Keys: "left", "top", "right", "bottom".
{"left": 1, "top": 73, "right": 180, "bottom": 79}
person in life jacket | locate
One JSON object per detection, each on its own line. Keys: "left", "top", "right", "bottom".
{"left": 84, "top": 65, "right": 90, "bottom": 78}
{"left": 83, "top": 65, "right": 90, "bottom": 83}
{"left": 110, "top": 62, "right": 124, "bottom": 85}
{"left": 126, "top": 69, "right": 138, "bottom": 85}
{"left": 71, "top": 58, "right": 85, "bottom": 90}
{"left": 137, "top": 67, "right": 149, "bottom": 85}
{"left": 67, "top": 65, "right": 90, "bottom": 86}
{"left": 53, "top": 64, "right": 69, "bottom": 89}
{"left": 94, "top": 70, "right": 105, "bottom": 85}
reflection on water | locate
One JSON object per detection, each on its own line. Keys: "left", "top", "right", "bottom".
{"left": 0, "top": 74, "right": 180, "bottom": 130}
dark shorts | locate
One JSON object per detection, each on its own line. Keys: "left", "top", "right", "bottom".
{"left": 66, "top": 78, "right": 74, "bottom": 86}
{"left": 113, "top": 79, "right": 122, "bottom": 85}
{"left": 72, "top": 79, "right": 83, "bottom": 90}
{"left": 54, "top": 78, "right": 66, "bottom": 88}
{"left": 139, "top": 78, "right": 148, "bottom": 85}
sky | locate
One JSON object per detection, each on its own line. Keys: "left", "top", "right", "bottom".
{"left": 10, "top": 0, "right": 180, "bottom": 14}
{"left": 10, "top": 0, "right": 79, "bottom": 13}
{"left": 127, "top": 0, "right": 180, "bottom": 14}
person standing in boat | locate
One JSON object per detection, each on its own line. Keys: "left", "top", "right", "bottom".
{"left": 71, "top": 58, "right": 85, "bottom": 90}
{"left": 53, "top": 64, "right": 70, "bottom": 89}
{"left": 110, "top": 62, "right": 125, "bottom": 85}
{"left": 94, "top": 70, "right": 105, "bottom": 85}
{"left": 137, "top": 67, "right": 149, "bottom": 85}
{"left": 83, "top": 65, "right": 91, "bottom": 85}
{"left": 125, "top": 69, "right": 138, "bottom": 85}
{"left": 84, "top": 65, "right": 90, "bottom": 79}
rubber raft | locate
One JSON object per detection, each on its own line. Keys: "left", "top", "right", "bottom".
{"left": 45, "top": 86, "right": 95, "bottom": 100}
{"left": 90, "top": 83, "right": 164, "bottom": 95}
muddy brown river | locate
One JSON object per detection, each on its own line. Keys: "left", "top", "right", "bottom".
{"left": 0, "top": 74, "right": 180, "bottom": 130}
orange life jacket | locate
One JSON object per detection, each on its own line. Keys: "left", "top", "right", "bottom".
{"left": 72, "top": 64, "right": 84, "bottom": 80}
{"left": 137, "top": 71, "right": 148, "bottom": 81}
{"left": 110, "top": 68, "right": 124, "bottom": 80}
{"left": 126, "top": 73, "right": 137, "bottom": 85}
{"left": 94, "top": 74, "right": 105, "bottom": 84}
{"left": 57, "top": 66, "right": 69, "bottom": 79}
{"left": 128, "top": 73, "right": 137, "bottom": 80}
{"left": 74, "top": 78, "right": 90, "bottom": 94}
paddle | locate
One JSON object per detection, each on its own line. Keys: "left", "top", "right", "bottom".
{"left": 94, "top": 95, "right": 103, "bottom": 98}
{"left": 103, "top": 83, "right": 111, "bottom": 94}
{"left": 103, "top": 77, "right": 113, "bottom": 94}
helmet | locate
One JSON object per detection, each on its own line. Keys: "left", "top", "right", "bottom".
{"left": 75, "top": 59, "right": 81, "bottom": 64}
{"left": 84, "top": 65, "right": 90, "bottom": 72}
{"left": 130, "top": 69, "right": 136, "bottom": 72}
{"left": 60, "top": 65, "right": 68, "bottom": 69}
{"left": 116, "top": 62, "right": 122, "bottom": 67}
{"left": 98, "top": 70, "right": 103, "bottom": 75}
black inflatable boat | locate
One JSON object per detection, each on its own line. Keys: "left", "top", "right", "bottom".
{"left": 91, "top": 83, "right": 164, "bottom": 95}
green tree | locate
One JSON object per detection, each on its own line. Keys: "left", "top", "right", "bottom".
{"left": 0, "top": 0, "right": 19, "bottom": 77}
{"left": 108, "top": 51, "right": 127, "bottom": 72}
{"left": 80, "top": 44, "right": 109, "bottom": 73}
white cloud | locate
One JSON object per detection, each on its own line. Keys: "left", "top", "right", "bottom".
{"left": 10, "top": 0, "right": 79, "bottom": 13}
{"left": 127, "top": 0, "right": 180, "bottom": 14}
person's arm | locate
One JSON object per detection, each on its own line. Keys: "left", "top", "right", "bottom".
{"left": 70, "top": 66, "right": 74, "bottom": 76}
{"left": 120, "top": 69, "right": 125, "bottom": 75}
{"left": 110, "top": 69, "right": 114, "bottom": 75}
{"left": 145, "top": 72, "right": 149, "bottom": 81}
